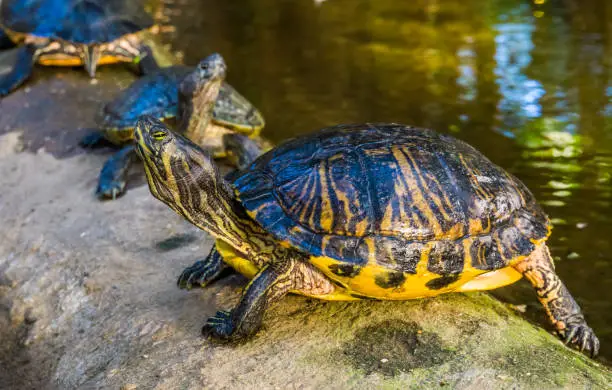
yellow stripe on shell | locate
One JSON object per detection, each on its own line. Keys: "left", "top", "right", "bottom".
{"left": 391, "top": 147, "right": 443, "bottom": 237}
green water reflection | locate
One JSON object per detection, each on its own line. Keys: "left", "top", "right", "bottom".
{"left": 160, "top": 0, "right": 612, "bottom": 363}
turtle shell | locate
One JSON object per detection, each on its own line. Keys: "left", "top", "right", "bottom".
{"left": 99, "top": 65, "right": 192, "bottom": 131}
{"left": 100, "top": 66, "right": 264, "bottom": 137}
{"left": 233, "top": 124, "right": 550, "bottom": 286}
{"left": 1, "top": 0, "right": 153, "bottom": 44}
{"left": 213, "top": 83, "right": 265, "bottom": 133}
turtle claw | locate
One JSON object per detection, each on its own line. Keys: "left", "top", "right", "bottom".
{"left": 95, "top": 146, "right": 136, "bottom": 200}
{"left": 96, "top": 180, "right": 126, "bottom": 200}
{"left": 177, "top": 260, "right": 224, "bottom": 290}
{"left": 202, "top": 310, "right": 234, "bottom": 339}
{"left": 178, "top": 261, "right": 207, "bottom": 289}
{"left": 560, "top": 320, "right": 600, "bottom": 358}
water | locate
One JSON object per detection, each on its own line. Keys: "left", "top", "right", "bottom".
{"left": 159, "top": 0, "right": 612, "bottom": 363}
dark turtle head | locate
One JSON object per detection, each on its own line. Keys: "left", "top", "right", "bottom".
{"left": 178, "top": 53, "right": 227, "bottom": 139}
{"left": 180, "top": 53, "right": 226, "bottom": 102}
{"left": 135, "top": 115, "right": 220, "bottom": 211}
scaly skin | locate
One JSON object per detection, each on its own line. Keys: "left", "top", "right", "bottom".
{"left": 178, "top": 247, "right": 231, "bottom": 290}
{"left": 513, "top": 244, "right": 599, "bottom": 357}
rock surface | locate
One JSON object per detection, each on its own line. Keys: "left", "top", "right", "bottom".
{"left": 0, "top": 59, "right": 610, "bottom": 390}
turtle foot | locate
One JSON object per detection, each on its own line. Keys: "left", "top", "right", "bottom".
{"left": 560, "top": 317, "right": 600, "bottom": 358}
{"left": 202, "top": 310, "right": 235, "bottom": 340}
{"left": 178, "top": 260, "right": 216, "bottom": 289}
{"left": 96, "top": 180, "right": 126, "bottom": 200}
{"left": 95, "top": 146, "right": 136, "bottom": 200}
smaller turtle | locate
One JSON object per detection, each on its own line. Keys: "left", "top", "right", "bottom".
{"left": 84, "top": 53, "right": 265, "bottom": 199}
{"left": 0, "top": 0, "right": 157, "bottom": 95}
{"left": 134, "top": 118, "right": 599, "bottom": 358}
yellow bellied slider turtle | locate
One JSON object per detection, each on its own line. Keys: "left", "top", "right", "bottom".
{"left": 0, "top": 0, "right": 157, "bottom": 95}
{"left": 134, "top": 119, "right": 599, "bottom": 357}
{"left": 82, "top": 53, "right": 265, "bottom": 199}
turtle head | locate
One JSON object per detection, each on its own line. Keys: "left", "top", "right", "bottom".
{"left": 178, "top": 53, "right": 227, "bottom": 139}
{"left": 135, "top": 115, "right": 219, "bottom": 210}
{"left": 134, "top": 115, "right": 270, "bottom": 252}
{"left": 194, "top": 53, "right": 227, "bottom": 85}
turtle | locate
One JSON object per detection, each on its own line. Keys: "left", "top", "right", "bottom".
{"left": 133, "top": 118, "right": 600, "bottom": 357}
{"left": 0, "top": 0, "right": 157, "bottom": 95}
{"left": 81, "top": 53, "right": 265, "bottom": 199}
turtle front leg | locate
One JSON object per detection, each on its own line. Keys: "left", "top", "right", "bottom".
{"left": 513, "top": 244, "right": 599, "bottom": 357}
{"left": 202, "top": 257, "right": 298, "bottom": 340}
{"left": 178, "top": 247, "right": 233, "bottom": 289}
{"left": 97, "top": 145, "right": 139, "bottom": 199}
{"left": 0, "top": 45, "right": 36, "bottom": 96}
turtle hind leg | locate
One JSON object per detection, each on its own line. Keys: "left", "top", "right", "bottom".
{"left": 96, "top": 145, "right": 138, "bottom": 200}
{"left": 0, "top": 45, "right": 36, "bottom": 96}
{"left": 202, "top": 254, "right": 299, "bottom": 341}
{"left": 513, "top": 244, "right": 600, "bottom": 357}
{"left": 178, "top": 247, "right": 233, "bottom": 290}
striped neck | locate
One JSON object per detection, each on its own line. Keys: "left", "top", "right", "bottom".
{"left": 136, "top": 116, "right": 276, "bottom": 259}
{"left": 177, "top": 72, "right": 222, "bottom": 143}
{"left": 156, "top": 144, "right": 277, "bottom": 258}
{"left": 190, "top": 174, "right": 274, "bottom": 257}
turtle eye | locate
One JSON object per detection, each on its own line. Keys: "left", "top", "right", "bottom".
{"left": 151, "top": 130, "right": 167, "bottom": 140}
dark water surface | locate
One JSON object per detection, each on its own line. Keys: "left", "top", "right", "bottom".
{"left": 160, "top": 0, "right": 612, "bottom": 362}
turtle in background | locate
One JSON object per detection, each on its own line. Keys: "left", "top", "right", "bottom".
{"left": 82, "top": 53, "right": 265, "bottom": 199}
{"left": 134, "top": 117, "right": 600, "bottom": 358}
{"left": 0, "top": 0, "right": 158, "bottom": 95}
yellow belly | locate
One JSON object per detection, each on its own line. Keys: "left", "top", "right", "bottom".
{"left": 310, "top": 256, "right": 523, "bottom": 300}
{"left": 215, "top": 240, "right": 523, "bottom": 301}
